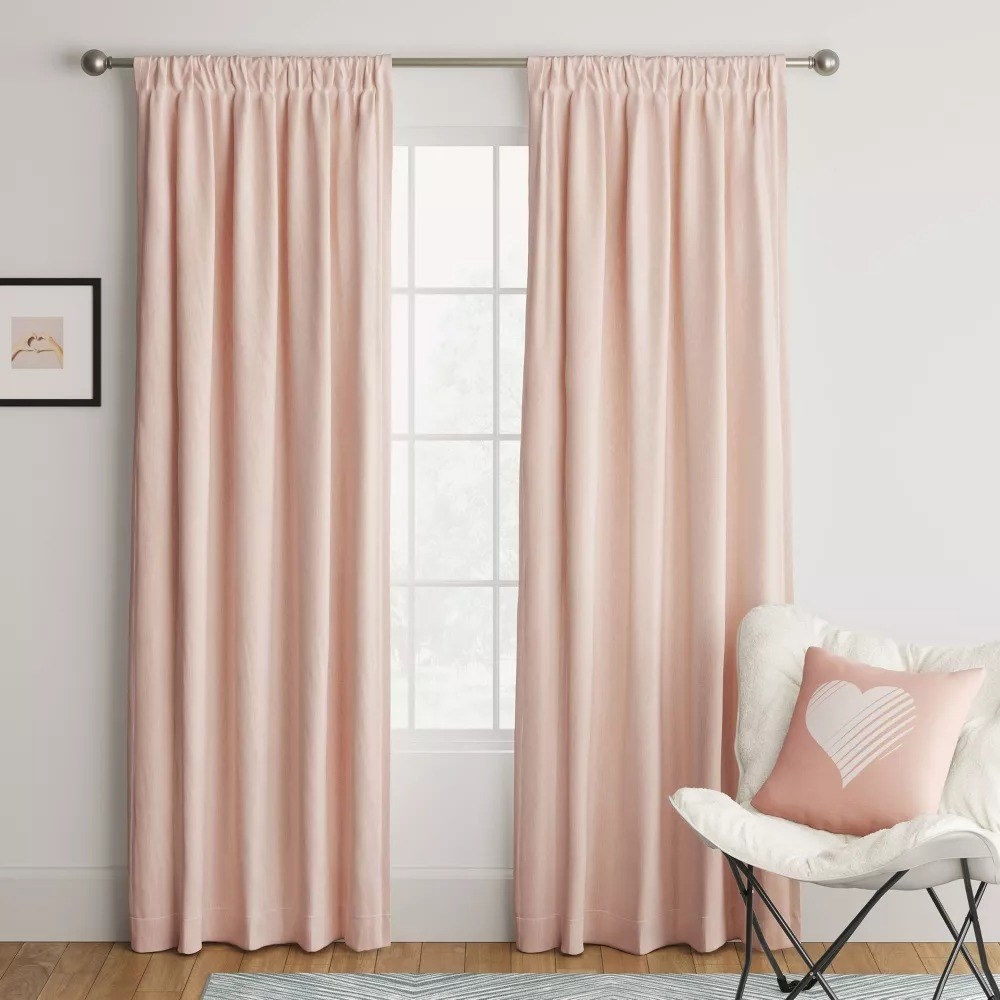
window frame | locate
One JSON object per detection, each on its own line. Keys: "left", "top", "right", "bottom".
{"left": 391, "top": 125, "right": 528, "bottom": 752}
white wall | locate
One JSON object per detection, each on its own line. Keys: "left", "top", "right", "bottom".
{"left": 3, "top": 0, "right": 1000, "bottom": 945}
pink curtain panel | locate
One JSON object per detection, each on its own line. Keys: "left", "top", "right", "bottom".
{"left": 514, "top": 55, "right": 797, "bottom": 955}
{"left": 129, "top": 55, "right": 392, "bottom": 954}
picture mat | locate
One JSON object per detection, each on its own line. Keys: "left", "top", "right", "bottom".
{"left": 0, "top": 284, "right": 95, "bottom": 399}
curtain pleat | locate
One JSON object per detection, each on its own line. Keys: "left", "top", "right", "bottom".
{"left": 129, "top": 55, "right": 392, "bottom": 954}
{"left": 514, "top": 55, "right": 798, "bottom": 955}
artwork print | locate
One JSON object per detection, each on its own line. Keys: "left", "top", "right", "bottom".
{"left": 11, "top": 316, "right": 64, "bottom": 369}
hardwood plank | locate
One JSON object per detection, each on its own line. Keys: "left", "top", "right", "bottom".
{"left": 599, "top": 947, "right": 647, "bottom": 974}
{"left": 555, "top": 945, "right": 603, "bottom": 973}
{"left": 0, "top": 948, "right": 23, "bottom": 983}
{"left": 282, "top": 946, "right": 333, "bottom": 974}
{"left": 749, "top": 942, "right": 827, "bottom": 977}
{"left": 329, "top": 945, "right": 377, "bottom": 974}
{"left": 511, "top": 949, "right": 556, "bottom": 973}
{"left": 771, "top": 949, "right": 794, "bottom": 974}
{"left": 85, "top": 944, "right": 150, "bottom": 1000}
{"left": 373, "top": 943, "right": 420, "bottom": 974}
{"left": 1, "top": 945, "right": 68, "bottom": 1000}
{"left": 646, "top": 945, "right": 695, "bottom": 974}
{"left": 869, "top": 942, "right": 924, "bottom": 974}
{"left": 133, "top": 993, "right": 180, "bottom": 1000}
{"left": 734, "top": 941, "right": 774, "bottom": 974}
{"left": 801, "top": 942, "right": 829, "bottom": 966}
{"left": 176, "top": 945, "right": 242, "bottom": 1000}
{"left": 416, "top": 944, "right": 464, "bottom": 974}
{"left": 692, "top": 944, "right": 740, "bottom": 973}
{"left": 52, "top": 949, "right": 113, "bottom": 981}
{"left": 788, "top": 945, "right": 876, "bottom": 981}
{"left": 986, "top": 943, "right": 1000, "bottom": 973}
{"left": 37, "top": 945, "right": 114, "bottom": 1000}
{"left": 774, "top": 945, "right": 822, "bottom": 977}
{"left": 136, "top": 953, "right": 194, "bottom": 993}
{"left": 464, "top": 943, "right": 511, "bottom": 973}
{"left": 828, "top": 942, "right": 877, "bottom": 974}
{"left": 913, "top": 941, "right": 972, "bottom": 976}
{"left": 236, "top": 947, "right": 288, "bottom": 975}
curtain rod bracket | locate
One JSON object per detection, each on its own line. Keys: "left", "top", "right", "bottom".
{"left": 81, "top": 48, "right": 841, "bottom": 77}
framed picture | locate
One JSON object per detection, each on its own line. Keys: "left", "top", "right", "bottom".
{"left": 1, "top": 278, "right": 100, "bottom": 406}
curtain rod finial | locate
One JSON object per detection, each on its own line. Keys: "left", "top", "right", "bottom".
{"left": 81, "top": 49, "right": 110, "bottom": 76}
{"left": 812, "top": 49, "right": 840, "bottom": 76}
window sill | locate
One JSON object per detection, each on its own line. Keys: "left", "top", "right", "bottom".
{"left": 391, "top": 729, "right": 514, "bottom": 754}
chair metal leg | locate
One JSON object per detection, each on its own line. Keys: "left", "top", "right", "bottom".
{"left": 928, "top": 882, "right": 991, "bottom": 1000}
{"left": 733, "top": 864, "right": 755, "bottom": 1000}
{"left": 963, "top": 860, "right": 1000, "bottom": 999}
{"left": 727, "top": 857, "right": 803, "bottom": 994}
{"left": 726, "top": 857, "right": 839, "bottom": 1000}
{"left": 722, "top": 856, "right": 1000, "bottom": 1000}
{"left": 724, "top": 856, "right": 1000, "bottom": 1000}
{"left": 778, "top": 868, "right": 907, "bottom": 1000}
{"left": 727, "top": 857, "right": 908, "bottom": 1000}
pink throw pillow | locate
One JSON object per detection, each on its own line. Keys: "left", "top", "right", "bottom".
{"left": 751, "top": 646, "right": 983, "bottom": 836}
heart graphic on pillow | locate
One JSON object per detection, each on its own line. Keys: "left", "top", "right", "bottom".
{"left": 805, "top": 681, "right": 917, "bottom": 787}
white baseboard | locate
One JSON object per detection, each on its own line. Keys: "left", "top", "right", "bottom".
{"left": 0, "top": 867, "right": 129, "bottom": 941}
{"left": 0, "top": 866, "right": 515, "bottom": 943}
{"left": 390, "top": 868, "right": 515, "bottom": 941}
{"left": 803, "top": 882, "right": 1000, "bottom": 942}
{"left": 3, "top": 866, "right": 999, "bottom": 944}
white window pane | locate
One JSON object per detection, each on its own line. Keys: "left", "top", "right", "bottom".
{"left": 391, "top": 441, "right": 409, "bottom": 582}
{"left": 415, "top": 587, "right": 493, "bottom": 728}
{"left": 415, "top": 441, "right": 493, "bottom": 580}
{"left": 499, "top": 441, "right": 520, "bottom": 580}
{"left": 499, "top": 145, "right": 528, "bottom": 288}
{"left": 499, "top": 585, "right": 518, "bottom": 729}
{"left": 415, "top": 295, "right": 493, "bottom": 433}
{"left": 415, "top": 146, "right": 493, "bottom": 288}
{"left": 392, "top": 146, "right": 408, "bottom": 286}
{"left": 499, "top": 294, "right": 525, "bottom": 434}
{"left": 392, "top": 294, "right": 408, "bottom": 434}
{"left": 391, "top": 586, "right": 410, "bottom": 729}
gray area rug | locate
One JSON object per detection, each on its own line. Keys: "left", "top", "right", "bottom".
{"left": 203, "top": 972, "right": 981, "bottom": 999}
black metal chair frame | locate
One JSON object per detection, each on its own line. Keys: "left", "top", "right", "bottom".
{"left": 725, "top": 855, "right": 1000, "bottom": 1000}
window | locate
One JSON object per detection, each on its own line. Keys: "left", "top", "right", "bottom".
{"left": 391, "top": 130, "right": 527, "bottom": 738}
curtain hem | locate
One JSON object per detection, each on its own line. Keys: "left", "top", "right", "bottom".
{"left": 515, "top": 907, "right": 759, "bottom": 956}
{"left": 130, "top": 910, "right": 390, "bottom": 955}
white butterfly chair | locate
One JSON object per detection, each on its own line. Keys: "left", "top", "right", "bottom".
{"left": 670, "top": 605, "right": 1000, "bottom": 1000}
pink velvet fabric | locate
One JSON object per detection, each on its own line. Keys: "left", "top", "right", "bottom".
{"left": 752, "top": 647, "right": 984, "bottom": 836}
{"left": 514, "top": 55, "right": 797, "bottom": 955}
{"left": 129, "top": 56, "right": 392, "bottom": 954}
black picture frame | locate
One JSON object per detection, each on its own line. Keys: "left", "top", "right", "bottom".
{"left": 0, "top": 277, "right": 101, "bottom": 407}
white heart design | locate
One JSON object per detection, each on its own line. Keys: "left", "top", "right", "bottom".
{"left": 805, "top": 681, "right": 917, "bottom": 788}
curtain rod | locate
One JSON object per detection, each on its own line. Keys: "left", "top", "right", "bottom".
{"left": 80, "top": 48, "right": 840, "bottom": 77}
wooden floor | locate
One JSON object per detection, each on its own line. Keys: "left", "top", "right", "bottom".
{"left": 2, "top": 940, "right": 998, "bottom": 1000}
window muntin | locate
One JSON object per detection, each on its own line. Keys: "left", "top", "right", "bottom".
{"left": 391, "top": 134, "right": 527, "bottom": 738}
